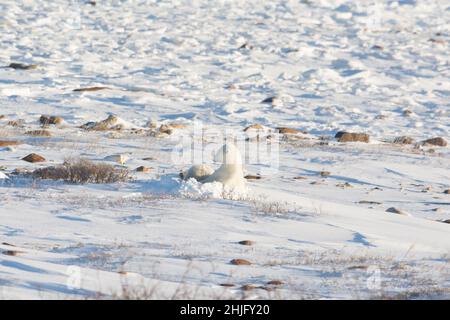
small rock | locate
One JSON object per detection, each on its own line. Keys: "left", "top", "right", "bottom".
{"left": 393, "top": 136, "right": 415, "bottom": 145}
{"left": 266, "top": 280, "right": 284, "bottom": 286}
{"left": 73, "top": 86, "right": 109, "bottom": 92}
{"left": 219, "top": 283, "right": 235, "bottom": 287}
{"left": 359, "top": 200, "right": 382, "bottom": 205}
{"left": 136, "top": 166, "right": 152, "bottom": 173}
{"left": 372, "top": 45, "right": 384, "bottom": 50}
{"left": 244, "top": 175, "right": 261, "bottom": 180}
{"left": 238, "top": 240, "right": 255, "bottom": 246}
{"left": 7, "top": 63, "right": 37, "bottom": 70}
{"left": 442, "top": 189, "right": 450, "bottom": 194}
{"left": 276, "top": 127, "right": 306, "bottom": 134}
{"left": 226, "top": 84, "right": 237, "bottom": 90}
{"left": 40, "top": 115, "right": 63, "bottom": 125}
{"left": 230, "top": 259, "right": 252, "bottom": 266}
{"left": 241, "top": 284, "right": 258, "bottom": 291}
{"left": 159, "top": 125, "right": 173, "bottom": 135}
{"left": 421, "top": 137, "right": 447, "bottom": 147}
{"left": 335, "top": 131, "right": 370, "bottom": 143}
{"left": 320, "top": 171, "right": 331, "bottom": 177}
{"left": 25, "top": 130, "right": 51, "bottom": 137}
{"left": 440, "top": 219, "right": 450, "bottom": 224}
{"left": 7, "top": 119, "right": 24, "bottom": 127}
{"left": 261, "top": 96, "right": 281, "bottom": 106}
{"left": 142, "top": 157, "right": 156, "bottom": 161}
{"left": 22, "top": 153, "right": 46, "bottom": 163}
{"left": 386, "top": 207, "right": 409, "bottom": 216}
{"left": 402, "top": 109, "right": 413, "bottom": 117}
{"left": 239, "top": 43, "right": 253, "bottom": 50}
{"left": 293, "top": 176, "right": 307, "bottom": 180}
{"left": 244, "top": 124, "right": 264, "bottom": 132}
{"left": 2, "top": 250, "right": 23, "bottom": 256}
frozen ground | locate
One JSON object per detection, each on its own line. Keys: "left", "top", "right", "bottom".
{"left": 0, "top": 0, "right": 449, "bottom": 299}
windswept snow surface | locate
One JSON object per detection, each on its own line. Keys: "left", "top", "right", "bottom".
{"left": 0, "top": 0, "right": 449, "bottom": 299}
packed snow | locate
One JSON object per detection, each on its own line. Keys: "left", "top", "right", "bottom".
{"left": 0, "top": 0, "right": 449, "bottom": 299}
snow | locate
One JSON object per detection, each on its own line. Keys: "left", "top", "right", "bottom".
{"left": 0, "top": 0, "right": 449, "bottom": 299}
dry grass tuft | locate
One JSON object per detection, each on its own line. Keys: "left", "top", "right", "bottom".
{"left": 33, "top": 158, "right": 129, "bottom": 184}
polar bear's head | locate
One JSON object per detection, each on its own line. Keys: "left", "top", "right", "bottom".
{"left": 213, "top": 143, "right": 242, "bottom": 166}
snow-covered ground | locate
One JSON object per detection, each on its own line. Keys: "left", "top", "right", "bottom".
{"left": 0, "top": 0, "right": 449, "bottom": 299}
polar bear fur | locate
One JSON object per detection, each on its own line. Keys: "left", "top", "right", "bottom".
{"left": 183, "top": 164, "right": 214, "bottom": 181}
{"left": 183, "top": 143, "right": 246, "bottom": 190}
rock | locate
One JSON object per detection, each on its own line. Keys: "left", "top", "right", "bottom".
{"left": 335, "top": 131, "right": 370, "bottom": 143}
{"left": 7, "top": 63, "right": 37, "bottom": 70}
{"left": 2, "top": 250, "right": 23, "bottom": 256}
{"left": 244, "top": 124, "right": 264, "bottom": 132}
{"left": 266, "top": 280, "right": 284, "bottom": 286}
{"left": 0, "top": 140, "right": 21, "bottom": 147}
{"left": 386, "top": 207, "right": 410, "bottom": 216}
{"left": 359, "top": 200, "right": 382, "bottom": 205}
{"left": 238, "top": 240, "right": 255, "bottom": 246}
{"left": 7, "top": 119, "right": 24, "bottom": 127}
{"left": 104, "top": 154, "right": 129, "bottom": 164}
{"left": 73, "top": 86, "right": 109, "bottom": 92}
{"left": 241, "top": 284, "right": 258, "bottom": 291}
{"left": 158, "top": 125, "right": 173, "bottom": 135}
{"left": 443, "top": 189, "right": 450, "bottom": 194}
{"left": 239, "top": 43, "right": 253, "bottom": 50}
{"left": 276, "top": 127, "right": 306, "bottom": 134}
{"left": 226, "top": 84, "right": 237, "bottom": 90}
{"left": 261, "top": 96, "right": 282, "bottom": 106}
{"left": 0, "top": 172, "right": 8, "bottom": 179}
{"left": 136, "top": 166, "right": 152, "bottom": 173}
{"left": 402, "top": 109, "right": 413, "bottom": 117}
{"left": 219, "top": 283, "right": 235, "bottom": 287}
{"left": 40, "top": 115, "right": 63, "bottom": 125}
{"left": 293, "top": 176, "right": 307, "bottom": 180}
{"left": 244, "top": 175, "right": 261, "bottom": 180}
{"left": 372, "top": 45, "right": 384, "bottom": 50}
{"left": 440, "top": 219, "right": 450, "bottom": 224}
{"left": 319, "top": 171, "right": 331, "bottom": 177}
{"left": 421, "top": 137, "right": 447, "bottom": 147}
{"left": 25, "top": 130, "right": 51, "bottom": 137}
{"left": 22, "top": 153, "right": 46, "bottom": 163}
{"left": 393, "top": 136, "right": 415, "bottom": 145}
{"left": 230, "top": 259, "right": 252, "bottom": 266}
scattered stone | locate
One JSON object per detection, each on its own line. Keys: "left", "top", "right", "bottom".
{"left": 293, "top": 176, "right": 307, "bottom": 180}
{"left": 347, "top": 265, "right": 368, "bottom": 270}
{"left": 359, "top": 200, "right": 382, "bottom": 205}
{"left": 244, "top": 175, "right": 261, "bottom": 180}
{"left": 22, "top": 153, "right": 45, "bottom": 163}
{"left": 2, "top": 250, "right": 23, "bottom": 256}
{"left": 440, "top": 219, "right": 450, "bottom": 224}
{"left": 239, "top": 43, "right": 253, "bottom": 50}
{"left": 86, "top": 1, "right": 96, "bottom": 5}
{"left": 319, "top": 171, "right": 331, "bottom": 177}
{"left": 336, "top": 182, "right": 352, "bottom": 188}
{"left": 25, "top": 130, "right": 51, "bottom": 137}
{"left": 276, "top": 127, "right": 306, "bottom": 134}
{"left": 158, "top": 125, "right": 173, "bottom": 135}
{"left": 266, "top": 280, "right": 284, "bottom": 286}
{"left": 429, "top": 38, "right": 445, "bottom": 44}
{"left": 244, "top": 124, "right": 264, "bottom": 132}
{"left": 0, "top": 115, "right": 5, "bottom": 119}
{"left": 0, "top": 140, "right": 21, "bottom": 147}
{"left": 82, "top": 115, "right": 122, "bottom": 131}
{"left": 241, "top": 284, "right": 258, "bottom": 291}
{"left": 40, "top": 115, "right": 63, "bottom": 125}
{"left": 219, "top": 283, "right": 235, "bottom": 287}
{"left": 372, "top": 45, "right": 384, "bottom": 50}
{"left": 1, "top": 242, "right": 16, "bottom": 246}
{"left": 7, "top": 63, "right": 38, "bottom": 70}
{"left": 226, "top": 84, "right": 237, "bottom": 90}
{"left": 393, "top": 136, "right": 415, "bottom": 145}
{"left": 73, "top": 86, "right": 109, "bottom": 92}
{"left": 431, "top": 208, "right": 441, "bottom": 213}
{"left": 402, "top": 109, "right": 413, "bottom": 117}
{"left": 7, "top": 119, "right": 24, "bottom": 127}
{"left": 136, "top": 166, "right": 152, "bottom": 173}
{"left": 142, "top": 157, "right": 156, "bottom": 161}
{"left": 335, "top": 131, "right": 370, "bottom": 143}
{"left": 261, "top": 96, "right": 281, "bottom": 105}
{"left": 421, "top": 137, "right": 447, "bottom": 147}
{"left": 386, "top": 207, "right": 410, "bottom": 216}
{"left": 238, "top": 240, "right": 255, "bottom": 246}
{"left": 230, "top": 259, "right": 252, "bottom": 266}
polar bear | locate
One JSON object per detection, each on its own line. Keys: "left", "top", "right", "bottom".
{"left": 183, "top": 143, "right": 246, "bottom": 191}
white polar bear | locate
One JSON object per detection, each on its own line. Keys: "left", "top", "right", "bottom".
{"left": 183, "top": 143, "right": 246, "bottom": 191}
